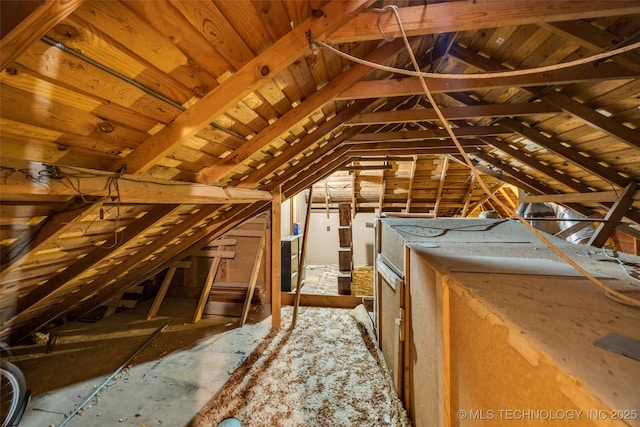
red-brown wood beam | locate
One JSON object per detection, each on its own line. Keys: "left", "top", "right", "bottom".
{"left": 588, "top": 181, "right": 638, "bottom": 248}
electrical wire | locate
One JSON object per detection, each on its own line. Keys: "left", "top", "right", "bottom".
{"left": 311, "top": 36, "right": 640, "bottom": 81}
{"left": 392, "top": 219, "right": 510, "bottom": 238}
{"left": 1, "top": 165, "right": 125, "bottom": 246}
{"left": 329, "top": 5, "right": 640, "bottom": 308}
{"left": 602, "top": 247, "right": 640, "bottom": 286}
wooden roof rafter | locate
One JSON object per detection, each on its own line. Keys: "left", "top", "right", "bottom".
{"left": 327, "top": 1, "right": 640, "bottom": 43}
{"left": 443, "top": 92, "right": 629, "bottom": 188}
{"left": 448, "top": 45, "right": 640, "bottom": 150}
{"left": 68, "top": 201, "right": 272, "bottom": 321}
{"left": 11, "top": 204, "right": 180, "bottom": 322}
{"left": 0, "top": 199, "right": 103, "bottom": 283}
{"left": 117, "top": 0, "right": 376, "bottom": 176}
{"left": 0, "top": 0, "right": 86, "bottom": 70}
{"left": 236, "top": 99, "right": 373, "bottom": 188}
{"left": 199, "top": 38, "right": 406, "bottom": 184}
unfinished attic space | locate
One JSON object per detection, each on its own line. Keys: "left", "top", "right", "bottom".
{"left": 2, "top": 0, "right": 640, "bottom": 426}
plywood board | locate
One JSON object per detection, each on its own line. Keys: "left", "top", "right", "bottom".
{"left": 423, "top": 254, "right": 610, "bottom": 278}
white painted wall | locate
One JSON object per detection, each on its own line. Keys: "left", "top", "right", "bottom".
{"left": 281, "top": 198, "right": 292, "bottom": 237}
{"left": 305, "top": 211, "right": 376, "bottom": 267}
{"left": 279, "top": 192, "right": 376, "bottom": 267}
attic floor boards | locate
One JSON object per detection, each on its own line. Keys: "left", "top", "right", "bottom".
{"left": 12, "top": 297, "right": 272, "bottom": 427}
{"left": 9, "top": 288, "right": 398, "bottom": 426}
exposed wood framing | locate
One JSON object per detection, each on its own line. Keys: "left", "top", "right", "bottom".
{"left": 525, "top": 191, "right": 640, "bottom": 204}
{"left": 588, "top": 181, "right": 638, "bottom": 248}
{"left": 433, "top": 157, "right": 449, "bottom": 217}
{"left": 1, "top": 0, "right": 86, "bottom": 70}
{"left": 405, "top": 156, "right": 418, "bottom": 213}
{"left": 200, "top": 39, "right": 405, "bottom": 183}
{"left": 328, "top": 1, "right": 640, "bottom": 43}
{"left": 271, "top": 187, "right": 282, "bottom": 329}
{"left": 0, "top": 162, "right": 271, "bottom": 204}
{"left": 146, "top": 265, "right": 177, "bottom": 320}
{"left": 541, "top": 20, "right": 640, "bottom": 74}
{"left": 118, "top": 0, "right": 376, "bottom": 175}
{"left": 346, "top": 103, "right": 561, "bottom": 125}
{"left": 240, "top": 233, "right": 266, "bottom": 326}
{"left": 352, "top": 168, "right": 358, "bottom": 218}
{"left": 238, "top": 100, "right": 372, "bottom": 188}
{"left": 192, "top": 246, "right": 226, "bottom": 324}
{"left": 0, "top": 198, "right": 102, "bottom": 281}
{"left": 281, "top": 292, "right": 362, "bottom": 309}
{"left": 449, "top": 45, "right": 640, "bottom": 150}
{"left": 292, "top": 186, "right": 313, "bottom": 329}
{"left": 14, "top": 205, "right": 179, "bottom": 317}
{"left": 3, "top": 0, "right": 640, "bottom": 340}
{"left": 348, "top": 126, "right": 511, "bottom": 142}
{"left": 337, "top": 63, "right": 636, "bottom": 100}
{"left": 378, "top": 172, "right": 386, "bottom": 215}
{"left": 4, "top": 204, "right": 221, "bottom": 340}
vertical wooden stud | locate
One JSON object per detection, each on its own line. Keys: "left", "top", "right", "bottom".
{"left": 146, "top": 266, "right": 177, "bottom": 320}
{"left": 271, "top": 186, "right": 282, "bottom": 329}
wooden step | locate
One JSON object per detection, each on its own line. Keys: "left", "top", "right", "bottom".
{"left": 337, "top": 272, "right": 352, "bottom": 295}
{"left": 338, "top": 247, "right": 352, "bottom": 271}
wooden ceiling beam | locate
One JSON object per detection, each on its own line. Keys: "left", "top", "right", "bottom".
{"left": 443, "top": 91, "right": 629, "bottom": 188}
{"left": 473, "top": 151, "right": 558, "bottom": 198}
{"left": 524, "top": 191, "right": 640, "bottom": 204}
{"left": 1, "top": 0, "right": 85, "bottom": 70}
{"left": 479, "top": 136, "right": 593, "bottom": 194}
{"left": 450, "top": 45, "right": 640, "bottom": 150}
{"left": 499, "top": 118, "right": 628, "bottom": 188}
{"left": 588, "top": 181, "right": 638, "bottom": 248}
{"left": 263, "top": 96, "right": 412, "bottom": 190}
{"left": 342, "top": 164, "right": 393, "bottom": 171}
{"left": 346, "top": 103, "right": 561, "bottom": 125}
{"left": 348, "top": 126, "right": 511, "bottom": 142}
{"left": 541, "top": 21, "right": 640, "bottom": 74}
{"left": 336, "top": 62, "right": 636, "bottom": 100}
{"left": 238, "top": 100, "right": 372, "bottom": 188}
{"left": 274, "top": 96, "right": 426, "bottom": 190}
{"left": 542, "top": 92, "right": 640, "bottom": 149}
{"left": 358, "top": 156, "right": 416, "bottom": 162}
{"left": 328, "top": 1, "right": 640, "bottom": 43}
{"left": 283, "top": 152, "right": 353, "bottom": 199}
{"left": 265, "top": 136, "right": 354, "bottom": 190}
{"left": 0, "top": 162, "right": 271, "bottom": 204}
{"left": 346, "top": 139, "right": 486, "bottom": 150}
{"left": 348, "top": 148, "right": 476, "bottom": 157}
{"left": 199, "top": 39, "right": 405, "bottom": 183}
{"left": 118, "top": 0, "right": 376, "bottom": 175}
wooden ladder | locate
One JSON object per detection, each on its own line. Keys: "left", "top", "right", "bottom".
{"left": 337, "top": 203, "right": 353, "bottom": 295}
